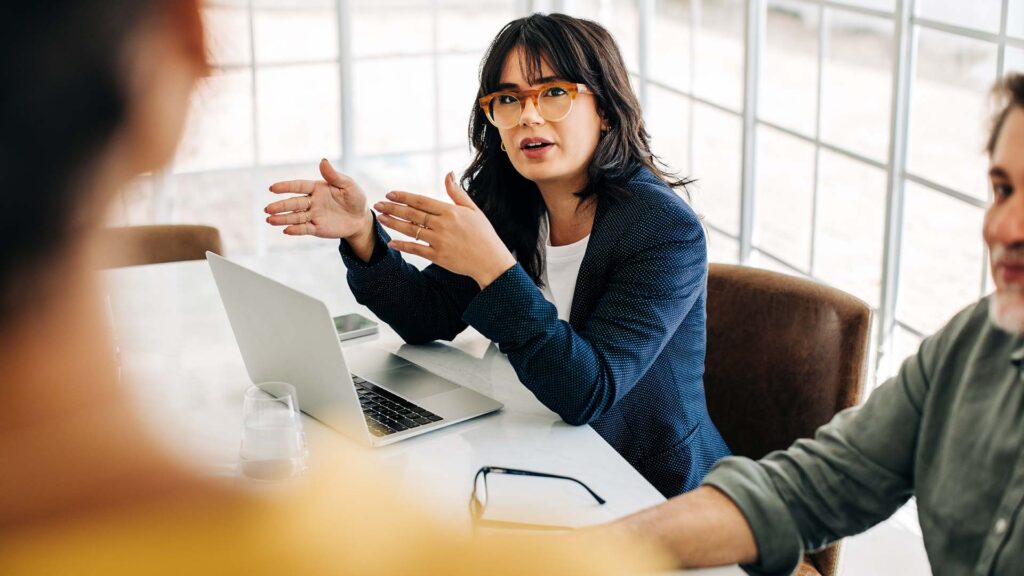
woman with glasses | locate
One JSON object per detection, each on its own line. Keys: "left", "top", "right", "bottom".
{"left": 267, "top": 13, "right": 731, "bottom": 497}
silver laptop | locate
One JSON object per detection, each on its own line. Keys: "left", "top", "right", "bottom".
{"left": 207, "top": 252, "right": 503, "bottom": 447}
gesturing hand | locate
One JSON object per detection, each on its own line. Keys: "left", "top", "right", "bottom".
{"left": 375, "top": 172, "right": 517, "bottom": 289}
{"left": 265, "top": 159, "right": 372, "bottom": 241}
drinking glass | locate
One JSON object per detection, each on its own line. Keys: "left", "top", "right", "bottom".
{"left": 239, "top": 381, "right": 307, "bottom": 481}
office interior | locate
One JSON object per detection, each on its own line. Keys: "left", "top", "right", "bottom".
{"left": 85, "top": 1, "right": 1024, "bottom": 575}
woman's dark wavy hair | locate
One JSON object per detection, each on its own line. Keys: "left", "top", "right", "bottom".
{"left": 0, "top": 1, "right": 204, "bottom": 323}
{"left": 463, "top": 13, "right": 691, "bottom": 285}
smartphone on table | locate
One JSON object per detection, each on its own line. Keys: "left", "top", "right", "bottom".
{"left": 333, "top": 312, "right": 379, "bottom": 341}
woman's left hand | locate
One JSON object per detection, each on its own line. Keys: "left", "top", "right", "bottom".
{"left": 374, "top": 172, "right": 517, "bottom": 289}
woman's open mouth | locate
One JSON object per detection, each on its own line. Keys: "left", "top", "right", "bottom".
{"left": 520, "top": 137, "right": 555, "bottom": 159}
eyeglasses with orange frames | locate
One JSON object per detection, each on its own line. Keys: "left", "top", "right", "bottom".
{"left": 478, "top": 81, "right": 594, "bottom": 129}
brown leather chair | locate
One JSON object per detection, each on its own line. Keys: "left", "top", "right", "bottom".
{"left": 704, "top": 264, "right": 871, "bottom": 576}
{"left": 97, "top": 224, "right": 223, "bottom": 268}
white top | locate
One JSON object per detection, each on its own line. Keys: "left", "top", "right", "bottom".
{"left": 538, "top": 215, "right": 590, "bottom": 322}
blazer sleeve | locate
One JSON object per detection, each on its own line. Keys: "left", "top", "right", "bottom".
{"left": 462, "top": 199, "right": 706, "bottom": 425}
{"left": 340, "top": 215, "right": 480, "bottom": 344}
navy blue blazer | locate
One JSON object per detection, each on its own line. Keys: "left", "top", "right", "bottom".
{"left": 340, "top": 167, "right": 730, "bottom": 496}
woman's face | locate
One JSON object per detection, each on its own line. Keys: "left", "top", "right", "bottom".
{"left": 495, "top": 47, "right": 604, "bottom": 194}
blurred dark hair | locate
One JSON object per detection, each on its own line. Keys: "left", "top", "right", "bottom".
{"left": 987, "top": 73, "right": 1024, "bottom": 156}
{"left": 0, "top": 1, "right": 205, "bottom": 323}
{"left": 463, "top": 13, "right": 691, "bottom": 285}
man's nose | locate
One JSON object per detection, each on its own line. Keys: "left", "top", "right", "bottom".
{"left": 987, "top": 190, "right": 1024, "bottom": 247}
{"left": 520, "top": 96, "right": 544, "bottom": 126}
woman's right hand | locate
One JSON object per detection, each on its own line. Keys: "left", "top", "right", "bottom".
{"left": 265, "top": 158, "right": 372, "bottom": 242}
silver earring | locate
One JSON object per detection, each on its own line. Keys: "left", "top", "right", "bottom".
{"left": 500, "top": 141, "right": 507, "bottom": 152}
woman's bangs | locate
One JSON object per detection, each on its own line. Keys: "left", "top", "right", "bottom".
{"left": 481, "top": 23, "right": 579, "bottom": 93}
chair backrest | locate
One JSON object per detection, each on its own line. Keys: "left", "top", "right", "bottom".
{"left": 704, "top": 263, "right": 870, "bottom": 458}
{"left": 704, "top": 263, "right": 871, "bottom": 576}
{"left": 97, "top": 225, "right": 223, "bottom": 268}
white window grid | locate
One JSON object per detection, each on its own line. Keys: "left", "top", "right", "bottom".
{"left": 147, "top": 0, "right": 1023, "bottom": 385}
{"left": 593, "top": 0, "right": 1023, "bottom": 384}
{"left": 150, "top": 0, "right": 508, "bottom": 254}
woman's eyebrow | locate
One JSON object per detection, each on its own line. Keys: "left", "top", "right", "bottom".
{"left": 494, "top": 76, "right": 565, "bottom": 90}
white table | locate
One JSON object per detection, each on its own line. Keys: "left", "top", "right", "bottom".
{"left": 105, "top": 246, "right": 742, "bottom": 575}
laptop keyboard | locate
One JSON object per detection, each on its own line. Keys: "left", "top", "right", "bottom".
{"left": 353, "top": 375, "right": 443, "bottom": 437}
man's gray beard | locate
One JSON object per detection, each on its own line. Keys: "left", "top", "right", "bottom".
{"left": 989, "top": 290, "right": 1024, "bottom": 334}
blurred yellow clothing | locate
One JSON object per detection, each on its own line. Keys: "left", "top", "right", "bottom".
{"left": 0, "top": 451, "right": 666, "bottom": 575}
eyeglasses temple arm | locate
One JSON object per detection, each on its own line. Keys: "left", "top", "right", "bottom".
{"left": 486, "top": 467, "right": 606, "bottom": 505}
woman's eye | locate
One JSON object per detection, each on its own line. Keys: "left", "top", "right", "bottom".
{"left": 543, "top": 86, "right": 568, "bottom": 97}
{"left": 994, "top": 183, "right": 1014, "bottom": 199}
{"left": 497, "top": 94, "right": 518, "bottom": 105}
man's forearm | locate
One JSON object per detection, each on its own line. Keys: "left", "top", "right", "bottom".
{"left": 613, "top": 486, "right": 758, "bottom": 568}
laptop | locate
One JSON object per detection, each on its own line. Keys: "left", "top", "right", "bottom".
{"left": 207, "top": 252, "right": 503, "bottom": 447}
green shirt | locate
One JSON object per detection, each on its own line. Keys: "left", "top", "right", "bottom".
{"left": 704, "top": 297, "right": 1024, "bottom": 576}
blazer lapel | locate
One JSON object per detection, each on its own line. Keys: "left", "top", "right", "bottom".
{"left": 568, "top": 197, "right": 619, "bottom": 331}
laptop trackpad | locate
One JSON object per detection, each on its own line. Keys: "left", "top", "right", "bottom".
{"left": 370, "top": 365, "right": 460, "bottom": 401}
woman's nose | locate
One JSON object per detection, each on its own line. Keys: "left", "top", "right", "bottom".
{"left": 519, "top": 96, "right": 544, "bottom": 126}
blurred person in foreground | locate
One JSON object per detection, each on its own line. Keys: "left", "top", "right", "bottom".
{"left": 265, "top": 13, "right": 730, "bottom": 499}
{"left": 0, "top": 2, "right": 665, "bottom": 574}
{"left": 605, "top": 73, "right": 1024, "bottom": 575}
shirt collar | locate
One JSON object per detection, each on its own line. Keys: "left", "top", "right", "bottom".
{"left": 1011, "top": 341, "right": 1024, "bottom": 368}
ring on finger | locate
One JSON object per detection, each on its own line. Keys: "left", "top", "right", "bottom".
{"left": 422, "top": 214, "right": 430, "bottom": 229}
{"left": 414, "top": 227, "right": 423, "bottom": 242}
